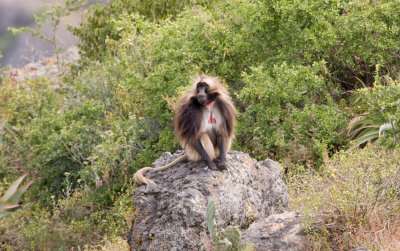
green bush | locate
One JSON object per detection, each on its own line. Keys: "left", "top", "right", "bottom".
{"left": 72, "top": 0, "right": 216, "bottom": 59}
{"left": 236, "top": 62, "right": 348, "bottom": 165}
{"left": 0, "top": 182, "right": 133, "bottom": 250}
{"left": 64, "top": 53, "right": 179, "bottom": 184}
{"left": 346, "top": 71, "right": 400, "bottom": 147}
{"left": 71, "top": 0, "right": 135, "bottom": 60}
{"left": 225, "top": 0, "right": 400, "bottom": 88}
{"left": 0, "top": 78, "right": 106, "bottom": 201}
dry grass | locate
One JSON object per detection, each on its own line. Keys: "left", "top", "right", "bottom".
{"left": 287, "top": 145, "right": 400, "bottom": 250}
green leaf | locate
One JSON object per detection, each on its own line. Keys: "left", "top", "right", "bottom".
{"left": 355, "top": 130, "right": 379, "bottom": 146}
{"left": 0, "top": 173, "right": 28, "bottom": 203}
{"left": 0, "top": 203, "right": 20, "bottom": 212}
{"left": 379, "top": 123, "right": 394, "bottom": 138}
{"left": 7, "top": 178, "right": 36, "bottom": 204}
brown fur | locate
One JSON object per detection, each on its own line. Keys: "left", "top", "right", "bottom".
{"left": 134, "top": 74, "right": 237, "bottom": 185}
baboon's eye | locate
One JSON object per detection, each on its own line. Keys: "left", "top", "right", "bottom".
{"left": 197, "top": 82, "right": 208, "bottom": 94}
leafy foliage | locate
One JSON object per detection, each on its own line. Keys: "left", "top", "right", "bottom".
{"left": 0, "top": 78, "right": 106, "bottom": 201}
{"left": 0, "top": 181, "right": 133, "bottom": 249}
{"left": 346, "top": 71, "right": 400, "bottom": 147}
{"left": 237, "top": 62, "right": 348, "bottom": 165}
{"left": 196, "top": 0, "right": 400, "bottom": 93}
{"left": 71, "top": 0, "right": 216, "bottom": 59}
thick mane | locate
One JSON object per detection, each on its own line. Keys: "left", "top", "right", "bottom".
{"left": 215, "top": 96, "right": 237, "bottom": 138}
{"left": 174, "top": 97, "right": 203, "bottom": 146}
{"left": 174, "top": 74, "right": 237, "bottom": 146}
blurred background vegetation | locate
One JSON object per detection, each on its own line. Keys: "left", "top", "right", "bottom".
{"left": 0, "top": 0, "right": 86, "bottom": 67}
{"left": 1, "top": 0, "right": 400, "bottom": 249}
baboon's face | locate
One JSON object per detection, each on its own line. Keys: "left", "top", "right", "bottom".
{"left": 196, "top": 82, "right": 210, "bottom": 105}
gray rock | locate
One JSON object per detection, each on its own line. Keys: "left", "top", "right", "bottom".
{"left": 127, "top": 151, "right": 305, "bottom": 250}
{"left": 6, "top": 46, "right": 80, "bottom": 84}
{"left": 242, "top": 212, "right": 306, "bottom": 251}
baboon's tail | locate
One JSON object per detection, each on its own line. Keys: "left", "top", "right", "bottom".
{"left": 134, "top": 154, "right": 188, "bottom": 185}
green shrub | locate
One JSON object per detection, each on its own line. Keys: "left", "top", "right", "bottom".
{"left": 72, "top": 0, "right": 216, "bottom": 59}
{"left": 64, "top": 53, "right": 179, "bottom": 182}
{"left": 223, "top": 0, "right": 400, "bottom": 88}
{"left": 0, "top": 182, "right": 134, "bottom": 250}
{"left": 346, "top": 71, "right": 400, "bottom": 147}
{"left": 71, "top": 0, "right": 134, "bottom": 60}
{"left": 236, "top": 62, "right": 348, "bottom": 165}
{"left": 0, "top": 78, "right": 107, "bottom": 201}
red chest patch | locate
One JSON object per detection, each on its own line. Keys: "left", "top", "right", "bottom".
{"left": 208, "top": 113, "right": 216, "bottom": 124}
{"left": 205, "top": 101, "right": 216, "bottom": 124}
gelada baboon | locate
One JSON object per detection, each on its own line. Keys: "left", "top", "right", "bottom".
{"left": 134, "top": 74, "right": 237, "bottom": 184}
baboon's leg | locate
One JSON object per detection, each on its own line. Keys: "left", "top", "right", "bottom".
{"left": 194, "top": 133, "right": 217, "bottom": 169}
{"left": 216, "top": 134, "right": 228, "bottom": 170}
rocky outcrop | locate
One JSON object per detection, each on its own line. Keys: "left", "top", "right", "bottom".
{"left": 127, "top": 151, "right": 306, "bottom": 250}
{"left": 6, "top": 46, "right": 79, "bottom": 84}
{"left": 242, "top": 212, "right": 306, "bottom": 250}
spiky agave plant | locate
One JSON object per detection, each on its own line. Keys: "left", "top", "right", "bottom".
{"left": 345, "top": 71, "right": 399, "bottom": 147}
{"left": 346, "top": 116, "right": 396, "bottom": 147}
{"left": 0, "top": 173, "right": 35, "bottom": 217}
